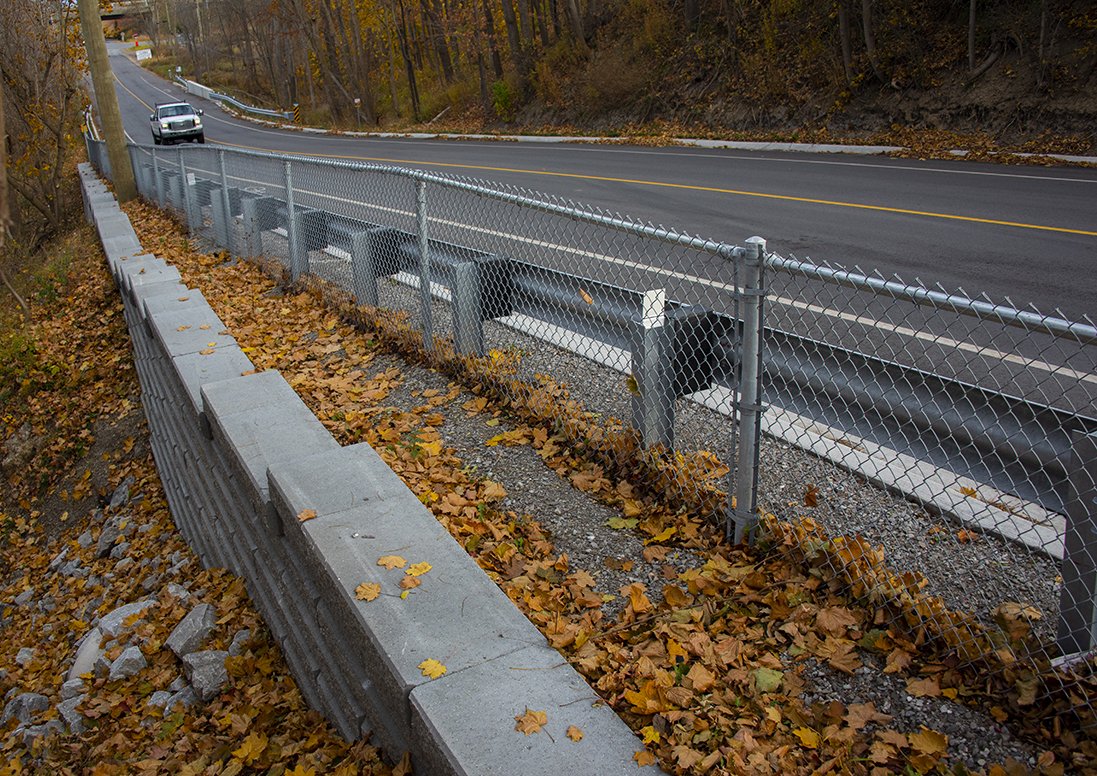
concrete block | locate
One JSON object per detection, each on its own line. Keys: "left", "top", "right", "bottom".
{"left": 171, "top": 346, "right": 256, "bottom": 416}
{"left": 127, "top": 268, "right": 184, "bottom": 305}
{"left": 409, "top": 644, "right": 651, "bottom": 776}
{"left": 269, "top": 442, "right": 547, "bottom": 754}
{"left": 201, "top": 371, "right": 338, "bottom": 501}
{"left": 141, "top": 288, "right": 206, "bottom": 321}
{"left": 147, "top": 305, "right": 235, "bottom": 359}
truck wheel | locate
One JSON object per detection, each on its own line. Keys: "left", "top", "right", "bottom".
{"left": 153, "top": 135, "right": 161, "bottom": 145}
{"left": 197, "top": 134, "right": 205, "bottom": 144}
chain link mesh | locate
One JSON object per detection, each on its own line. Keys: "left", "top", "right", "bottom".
{"left": 96, "top": 138, "right": 1097, "bottom": 728}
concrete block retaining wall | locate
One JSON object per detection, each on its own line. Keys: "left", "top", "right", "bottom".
{"left": 78, "top": 163, "right": 654, "bottom": 775}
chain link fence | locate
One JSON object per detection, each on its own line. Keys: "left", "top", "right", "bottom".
{"left": 98, "top": 138, "right": 1097, "bottom": 730}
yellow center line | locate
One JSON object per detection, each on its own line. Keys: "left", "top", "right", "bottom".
{"left": 214, "top": 140, "right": 1097, "bottom": 238}
{"left": 117, "top": 72, "right": 1095, "bottom": 239}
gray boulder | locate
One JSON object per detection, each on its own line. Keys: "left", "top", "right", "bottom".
{"left": 1, "top": 692, "right": 49, "bottom": 726}
{"left": 182, "top": 651, "right": 229, "bottom": 702}
{"left": 108, "top": 646, "right": 147, "bottom": 680}
{"left": 166, "top": 603, "right": 216, "bottom": 658}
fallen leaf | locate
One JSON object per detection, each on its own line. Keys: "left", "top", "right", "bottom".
{"left": 794, "top": 727, "right": 820, "bottom": 748}
{"left": 418, "top": 659, "right": 446, "bottom": 679}
{"left": 906, "top": 676, "right": 941, "bottom": 697}
{"left": 297, "top": 509, "right": 318, "bottom": 522}
{"left": 634, "top": 750, "right": 657, "bottom": 767}
{"left": 884, "top": 647, "right": 913, "bottom": 674}
{"left": 805, "top": 484, "right": 819, "bottom": 506}
{"left": 753, "top": 667, "right": 783, "bottom": 693}
{"left": 566, "top": 726, "right": 583, "bottom": 742}
{"left": 406, "top": 561, "right": 432, "bottom": 577}
{"left": 392, "top": 753, "right": 412, "bottom": 776}
{"left": 399, "top": 576, "right": 421, "bottom": 590}
{"left": 640, "top": 725, "right": 660, "bottom": 744}
{"left": 909, "top": 727, "right": 948, "bottom": 756}
{"left": 354, "top": 583, "right": 381, "bottom": 602}
{"left": 515, "top": 708, "right": 547, "bottom": 735}
{"left": 378, "top": 555, "right": 407, "bottom": 569}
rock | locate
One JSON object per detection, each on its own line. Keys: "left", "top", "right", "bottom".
{"left": 61, "top": 678, "right": 84, "bottom": 701}
{"left": 146, "top": 690, "right": 173, "bottom": 710}
{"left": 166, "top": 604, "right": 216, "bottom": 658}
{"left": 141, "top": 573, "right": 163, "bottom": 592}
{"left": 68, "top": 627, "right": 104, "bottom": 682}
{"left": 48, "top": 548, "right": 68, "bottom": 572}
{"left": 13, "top": 589, "right": 34, "bottom": 607}
{"left": 108, "top": 476, "right": 136, "bottom": 510}
{"left": 58, "top": 560, "right": 88, "bottom": 578}
{"left": 115, "top": 558, "right": 135, "bottom": 573}
{"left": 166, "top": 583, "right": 191, "bottom": 601}
{"left": 15, "top": 719, "right": 65, "bottom": 744}
{"left": 94, "top": 654, "right": 112, "bottom": 678}
{"left": 109, "top": 542, "right": 131, "bottom": 560}
{"left": 1, "top": 692, "right": 49, "bottom": 726}
{"left": 97, "top": 599, "right": 156, "bottom": 637}
{"left": 109, "top": 646, "right": 147, "bottom": 680}
{"left": 167, "top": 685, "right": 198, "bottom": 710}
{"left": 96, "top": 523, "right": 121, "bottom": 558}
{"left": 169, "top": 676, "right": 187, "bottom": 692}
{"left": 38, "top": 596, "right": 55, "bottom": 613}
{"left": 1, "top": 423, "right": 35, "bottom": 471}
{"left": 57, "top": 695, "right": 86, "bottom": 734}
{"left": 182, "top": 651, "right": 229, "bottom": 702}
{"left": 15, "top": 648, "right": 34, "bottom": 667}
{"left": 227, "top": 629, "right": 252, "bottom": 657}
{"left": 77, "top": 530, "right": 93, "bottom": 548}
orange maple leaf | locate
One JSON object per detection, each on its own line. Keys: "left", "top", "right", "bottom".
{"left": 514, "top": 708, "right": 547, "bottom": 735}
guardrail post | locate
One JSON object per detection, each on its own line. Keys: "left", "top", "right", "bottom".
{"left": 283, "top": 160, "right": 305, "bottom": 281}
{"left": 1057, "top": 431, "right": 1097, "bottom": 657}
{"left": 453, "top": 262, "right": 484, "bottom": 355}
{"left": 217, "top": 150, "right": 233, "bottom": 252}
{"left": 151, "top": 148, "right": 163, "bottom": 208}
{"left": 416, "top": 180, "right": 434, "bottom": 351}
{"left": 350, "top": 229, "right": 383, "bottom": 307}
{"left": 631, "top": 289, "right": 674, "bottom": 448}
{"left": 733, "top": 236, "right": 767, "bottom": 545}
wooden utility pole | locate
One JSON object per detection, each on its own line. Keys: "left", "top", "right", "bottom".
{"left": 77, "top": 0, "right": 136, "bottom": 201}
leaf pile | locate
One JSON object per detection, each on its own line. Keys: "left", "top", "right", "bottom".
{"left": 121, "top": 200, "right": 1097, "bottom": 775}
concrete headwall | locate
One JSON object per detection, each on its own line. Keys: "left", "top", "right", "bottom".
{"left": 78, "top": 163, "right": 653, "bottom": 775}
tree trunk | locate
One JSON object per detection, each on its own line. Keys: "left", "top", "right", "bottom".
{"left": 397, "top": 0, "right": 421, "bottom": 120}
{"left": 499, "top": 0, "right": 526, "bottom": 74}
{"left": 967, "top": 0, "right": 976, "bottom": 71}
{"left": 0, "top": 80, "right": 10, "bottom": 249}
{"left": 838, "top": 0, "right": 852, "bottom": 83}
{"left": 860, "top": 0, "right": 881, "bottom": 79}
{"left": 420, "top": 0, "right": 455, "bottom": 83}
{"left": 564, "top": 0, "right": 586, "bottom": 50}
{"left": 482, "top": 0, "right": 504, "bottom": 78}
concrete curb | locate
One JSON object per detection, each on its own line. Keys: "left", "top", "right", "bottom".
{"left": 78, "top": 162, "right": 657, "bottom": 774}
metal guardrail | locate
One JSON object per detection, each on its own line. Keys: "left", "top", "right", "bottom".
{"left": 174, "top": 75, "right": 293, "bottom": 121}
{"left": 92, "top": 140, "right": 1097, "bottom": 709}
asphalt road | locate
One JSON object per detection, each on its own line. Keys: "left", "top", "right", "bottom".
{"left": 103, "top": 43, "right": 1097, "bottom": 325}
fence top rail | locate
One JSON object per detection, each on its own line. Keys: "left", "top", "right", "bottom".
{"left": 767, "top": 252, "right": 1097, "bottom": 345}
{"left": 129, "top": 140, "right": 736, "bottom": 259}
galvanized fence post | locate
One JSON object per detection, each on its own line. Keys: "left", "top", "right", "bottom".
{"left": 217, "top": 149, "right": 232, "bottom": 252}
{"left": 416, "top": 180, "right": 434, "bottom": 350}
{"left": 283, "top": 160, "right": 303, "bottom": 281}
{"left": 179, "top": 152, "right": 196, "bottom": 234}
{"left": 733, "top": 236, "right": 767, "bottom": 544}
{"left": 151, "top": 148, "right": 163, "bottom": 208}
{"left": 632, "top": 289, "right": 674, "bottom": 448}
{"left": 1057, "top": 431, "right": 1097, "bottom": 657}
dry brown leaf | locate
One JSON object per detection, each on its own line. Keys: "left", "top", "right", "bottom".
{"left": 297, "top": 508, "right": 318, "bottom": 522}
{"left": 355, "top": 583, "right": 381, "bottom": 602}
{"left": 566, "top": 725, "right": 583, "bottom": 742}
{"left": 515, "top": 708, "right": 547, "bottom": 735}
{"left": 377, "top": 555, "right": 407, "bottom": 569}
